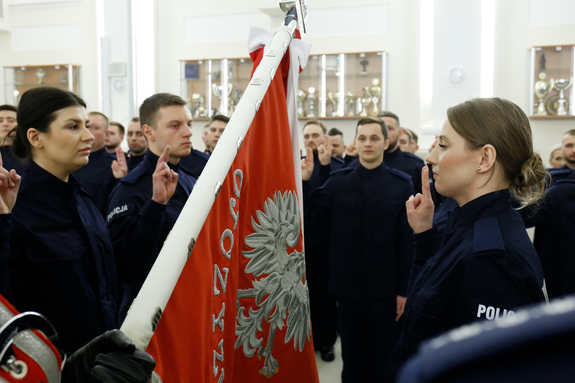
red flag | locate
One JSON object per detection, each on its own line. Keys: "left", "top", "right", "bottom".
{"left": 145, "top": 31, "right": 318, "bottom": 382}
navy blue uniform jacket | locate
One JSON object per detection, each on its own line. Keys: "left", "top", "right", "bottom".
{"left": 304, "top": 160, "right": 414, "bottom": 299}
{"left": 72, "top": 147, "right": 118, "bottom": 217}
{"left": 106, "top": 150, "right": 196, "bottom": 317}
{"left": 1, "top": 161, "right": 118, "bottom": 354}
{"left": 179, "top": 148, "right": 209, "bottom": 179}
{"left": 384, "top": 148, "right": 425, "bottom": 194}
{"left": 395, "top": 190, "right": 546, "bottom": 365}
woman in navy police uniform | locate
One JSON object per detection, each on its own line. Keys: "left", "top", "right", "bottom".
{"left": 391, "top": 97, "right": 548, "bottom": 375}
{"left": 0, "top": 87, "right": 119, "bottom": 354}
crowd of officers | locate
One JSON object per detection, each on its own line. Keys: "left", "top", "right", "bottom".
{"left": 0, "top": 91, "right": 573, "bottom": 382}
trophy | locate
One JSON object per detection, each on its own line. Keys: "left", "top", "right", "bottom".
{"left": 534, "top": 73, "right": 553, "bottom": 116}
{"left": 359, "top": 87, "right": 372, "bottom": 117}
{"left": 552, "top": 78, "right": 573, "bottom": 116}
{"left": 369, "top": 78, "right": 382, "bottom": 116}
{"left": 327, "top": 92, "right": 337, "bottom": 117}
{"left": 306, "top": 87, "right": 317, "bottom": 117}
{"left": 360, "top": 59, "right": 369, "bottom": 76}
{"left": 212, "top": 83, "right": 233, "bottom": 115}
{"left": 297, "top": 89, "right": 306, "bottom": 117}
{"left": 191, "top": 93, "right": 206, "bottom": 118}
{"left": 36, "top": 68, "right": 45, "bottom": 84}
{"left": 345, "top": 92, "right": 357, "bottom": 117}
{"left": 13, "top": 90, "right": 20, "bottom": 105}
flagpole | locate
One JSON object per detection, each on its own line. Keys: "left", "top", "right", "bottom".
{"left": 121, "top": 5, "right": 303, "bottom": 350}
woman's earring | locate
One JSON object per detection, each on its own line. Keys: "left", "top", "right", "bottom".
{"left": 477, "top": 167, "right": 481, "bottom": 172}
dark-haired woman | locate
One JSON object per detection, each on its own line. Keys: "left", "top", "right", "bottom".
{"left": 391, "top": 97, "right": 548, "bottom": 374}
{"left": 0, "top": 87, "right": 119, "bottom": 354}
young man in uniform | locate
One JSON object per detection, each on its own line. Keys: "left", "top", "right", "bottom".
{"left": 301, "top": 119, "right": 344, "bottom": 362}
{"left": 203, "top": 114, "right": 229, "bottom": 155}
{"left": 106, "top": 121, "right": 125, "bottom": 154}
{"left": 378, "top": 111, "right": 425, "bottom": 193}
{"left": 302, "top": 117, "right": 414, "bottom": 381}
{"left": 106, "top": 93, "right": 196, "bottom": 320}
{"left": 126, "top": 117, "right": 148, "bottom": 171}
{"left": 73, "top": 111, "right": 127, "bottom": 216}
{"left": 0, "top": 105, "right": 26, "bottom": 173}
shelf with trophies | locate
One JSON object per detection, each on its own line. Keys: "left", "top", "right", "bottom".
{"left": 180, "top": 58, "right": 252, "bottom": 120}
{"left": 529, "top": 45, "right": 574, "bottom": 119}
{"left": 3, "top": 64, "right": 80, "bottom": 105}
{"left": 297, "top": 52, "right": 387, "bottom": 119}
{"left": 180, "top": 51, "right": 387, "bottom": 120}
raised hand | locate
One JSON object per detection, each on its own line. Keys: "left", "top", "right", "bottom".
{"left": 151, "top": 146, "right": 178, "bottom": 205}
{"left": 405, "top": 166, "right": 435, "bottom": 234}
{"left": 345, "top": 136, "right": 357, "bottom": 157}
{"left": 317, "top": 134, "right": 332, "bottom": 165}
{"left": 301, "top": 147, "right": 314, "bottom": 181}
{"left": 111, "top": 148, "right": 128, "bottom": 179}
{"left": 0, "top": 152, "right": 21, "bottom": 214}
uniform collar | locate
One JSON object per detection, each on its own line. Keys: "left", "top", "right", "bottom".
{"left": 445, "top": 190, "right": 511, "bottom": 232}
{"left": 385, "top": 147, "right": 402, "bottom": 161}
{"left": 20, "top": 160, "right": 80, "bottom": 194}
{"left": 144, "top": 149, "right": 180, "bottom": 172}
{"left": 356, "top": 160, "right": 387, "bottom": 177}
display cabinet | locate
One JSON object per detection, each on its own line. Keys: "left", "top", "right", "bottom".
{"left": 3, "top": 64, "right": 80, "bottom": 105}
{"left": 180, "top": 51, "right": 387, "bottom": 120}
{"left": 529, "top": 45, "right": 574, "bottom": 118}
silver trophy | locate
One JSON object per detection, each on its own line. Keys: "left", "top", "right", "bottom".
{"left": 369, "top": 78, "right": 382, "bottom": 116}
{"left": 345, "top": 92, "right": 357, "bottom": 117}
{"left": 534, "top": 73, "right": 554, "bottom": 116}
{"left": 306, "top": 87, "right": 317, "bottom": 117}
{"left": 297, "top": 89, "right": 306, "bottom": 117}
{"left": 327, "top": 92, "right": 337, "bottom": 117}
{"left": 36, "top": 68, "right": 45, "bottom": 84}
{"left": 552, "top": 78, "right": 573, "bottom": 116}
{"left": 359, "top": 87, "right": 371, "bottom": 116}
{"left": 212, "top": 83, "right": 233, "bottom": 115}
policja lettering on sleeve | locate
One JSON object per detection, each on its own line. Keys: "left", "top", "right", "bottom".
{"left": 107, "top": 203, "right": 132, "bottom": 222}
{"left": 476, "top": 304, "right": 515, "bottom": 320}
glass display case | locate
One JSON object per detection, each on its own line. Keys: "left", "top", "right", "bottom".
{"left": 529, "top": 45, "right": 574, "bottom": 118}
{"left": 3, "top": 64, "right": 80, "bottom": 105}
{"left": 180, "top": 51, "right": 387, "bottom": 120}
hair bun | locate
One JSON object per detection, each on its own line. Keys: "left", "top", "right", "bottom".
{"left": 512, "top": 152, "right": 547, "bottom": 208}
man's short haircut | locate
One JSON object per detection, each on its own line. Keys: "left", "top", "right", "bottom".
{"left": 327, "top": 127, "right": 343, "bottom": 138}
{"left": 377, "top": 111, "right": 400, "bottom": 127}
{"left": 109, "top": 121, "right": 125, "bottom": 136}
{"left": 356, "top": 117, "right": 388, "bottom": 140}
{"left": 400, "top": 128, "right": 413, "bottom": 144}
{"left": 210, "top": 114, "right": 230, "bottom": 125}
{"left": 131, "top": 116, "right": 140, "bottom": 123}
{"left": 140, "top": 93, "right": 187, "bottom": 128}
{"left": 303, "top": 119, "right": 327, "bottom": 134}
{"left": 409, "top": 128, "right": 419, "bottom": 144}
{"left": 88, "top": 111, "right": 109, "bottom": 127}
{"left": 0, "top": 105, "right": 17, "bottom": 113}
{"left": 564, "top": 129, "right": 575, "bottom": 137}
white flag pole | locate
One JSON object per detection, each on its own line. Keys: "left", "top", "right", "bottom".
{"left": 121, "top": 4, "right": 306, "bottom": 350}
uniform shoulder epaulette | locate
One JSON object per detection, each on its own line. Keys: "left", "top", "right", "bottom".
{"left": 330, "top": 166, "right": 354, "bottom": 176}
{"left": 389, "top": 167, "right": 412, "bottom": 182}
{"left": 548, "top": 167, "right": 572, "bottom": 177}
{"left": 473, "top": 216, "right": 505, "bottom": 254}
{"left": 331, "top": 156, "right": 345, "bottom": 165}
{"left": 403, "top": 151, "right": 425, "bottom": 164}
{"left": 121, "top": 164, "right": 148, "bottom": 184}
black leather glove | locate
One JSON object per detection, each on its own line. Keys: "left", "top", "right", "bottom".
{"left": 61, "top": 330, "right": 156, "bottom": 383}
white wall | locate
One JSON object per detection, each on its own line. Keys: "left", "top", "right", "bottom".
{"left": 1, "top": 0, "right": 574, "bottom": 164}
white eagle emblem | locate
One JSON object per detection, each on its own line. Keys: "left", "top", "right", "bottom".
{"left": 235, "top": 190, "right": 311, "bottom": 378}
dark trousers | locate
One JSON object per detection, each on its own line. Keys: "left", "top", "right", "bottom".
{"left": 305, "top": 242, "right": 338, "bottom": 349}
{"left": 337, "top": 296, "right": 398, "bottom": 383}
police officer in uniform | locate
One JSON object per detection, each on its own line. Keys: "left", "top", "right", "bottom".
{"left": 106, "top": 93, "right": 196, "bottom": 321}
{"left": 391, "top": 98, "right": 548, "bottom": 378}
{"left": 0, "top": 87, "right": 119, "bottom": 355}
{"left": 73, "top": 111, "right": 128, "bottom": 217}
{"left": 378, "top": 111, "right": 425, "bottom": 193}
{"left": 303, "top": 117, "right": 413, "bottom": 382}
{"left": 301, "top": 120, "right": 344, "bottom": 362}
